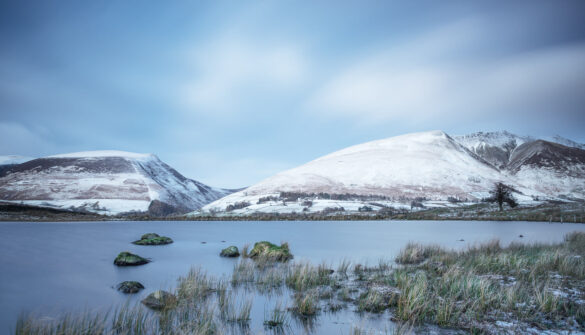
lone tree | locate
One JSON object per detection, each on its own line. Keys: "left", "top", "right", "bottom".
{"left": 486, "top": 182, "right": 518, "bottom": 211}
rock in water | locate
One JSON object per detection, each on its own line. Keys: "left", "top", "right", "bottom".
{"left": 141, "top": 233, "right": 159, "bottom": 240}
{"left": 132, "top": 233, "right": 173, "bottom": 245}
{"left": 220, "top": 246, "right": 240, "bottom": 257}
{"left": 116, "top": 281, "right": 144, "bottom": 293}
{"left": 249, "top": 241, "right": 293, "bottom": 262}
{"left": 141, "top": 290, "right": 177, "bottom": 310}
{"left": 114, "top": 252, "right": 150, "bottom": 266}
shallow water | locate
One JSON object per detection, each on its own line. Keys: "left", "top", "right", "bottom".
{"left": 1, "top": 220, "right": 584, "bottom": 333}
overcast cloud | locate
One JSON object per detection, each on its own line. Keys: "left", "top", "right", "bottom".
{"left": 1, "top": 1, "right": 584, "bottom": 188}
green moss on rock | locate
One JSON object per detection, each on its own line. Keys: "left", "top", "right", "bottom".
{"left": 249, "top": 241, "right": 292, "bottom": 262}
{"left": 113, "top": 251, "right": 150, "bottom": 266}
{"left": 132, "top": 233, "right": 173, "bottom": 245}
{"left": 220, "top": 245, "right": 240, "bottom": 257}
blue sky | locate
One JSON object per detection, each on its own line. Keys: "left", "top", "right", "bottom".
{"left": 1, "top": 1, "right": 585, "bottom": 188}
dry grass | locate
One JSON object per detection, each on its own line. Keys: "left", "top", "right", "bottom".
{"left": 395, "top": 242, "right": 444, "bottom": 264}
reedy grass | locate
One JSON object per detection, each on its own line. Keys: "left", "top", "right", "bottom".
{"left": 290, "top": 291, "right": 319, "bottom": 316}
{"left": 263, "top": 301, "right": 289, "bottom": 328}
{"left": 388, "top": 232, "right": 585, "bottom": 328}
{"left": 15, "top": 311, "right": 109, "bottom": 335}
{"left": 176, "top": 267, "right": 216, "bottom": 303}
{"left": 256, "top": 265, "right": 286, "bottom": 292}
{"left": 395, "top": 242, "right": 443, "bottom": 264}
{"left": 285, "top": 261, "right": 332, "bottom": 291}
{"left": 357, "top": 290, "right": 387, "bottom": 313}
{"left": 159, "top": 301, "right": 218, "bottom": 335}
{"left": 219, "top": 293, "right": 252, "bottom": 324}
{"left": 337, "top": 258, "right": 351, "bottom": 276}
{"left": 112, "top": 303, "right": 154, "bottom": 334}
{"left": 348, "top": 325, "right": 375, "bottom": 335}
{"left": 231, "top": 259, "right": 256, "bottom": 286}
{"left": 241, "top": 243, "right": 250, "bottom": 258}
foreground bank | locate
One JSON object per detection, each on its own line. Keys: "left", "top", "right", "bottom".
{"left": 16, "top": 232, "right": 585, "bottom": 334}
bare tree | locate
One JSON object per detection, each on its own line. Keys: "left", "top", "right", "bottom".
{"left": 486, "top": 182, "right": 518, "bottom": 211}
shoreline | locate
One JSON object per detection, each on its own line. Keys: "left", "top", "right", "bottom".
{"left": 2, "top": 200, "right": 584, "bottom": 223}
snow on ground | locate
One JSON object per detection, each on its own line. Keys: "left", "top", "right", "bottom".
{"left": 195, "top": 190, "right": 494, "bottom": 216}
{"left": 513, "top": 165, "right": 585, "bottom": 200}
{"left": 4, "top": 199, "right": 150, "bottom": 216}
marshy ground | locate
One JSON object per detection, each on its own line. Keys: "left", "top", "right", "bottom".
{"left": 15, "top": 232, "right": 585, "bottom": 334}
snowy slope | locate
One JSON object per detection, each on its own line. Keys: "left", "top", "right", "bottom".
{"left": 454, "top": 131, "right": 585, "bottom": 169}
{"left": 200, "top": 131, "right": 518, "bottom": 214}
{"left": 199, "top": 131, "right": 585, "bottom": 216}
{"left": 454, "top": 131, "right": 533, "bottom": 169}
{"left": 0, "top": 150, "right": 232, "bottom": 215}
{"left": 507, "top": 141, "right": 585, "bottom": 199}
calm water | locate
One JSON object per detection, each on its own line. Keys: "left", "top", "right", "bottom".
{"left": 1, "top": 220, "right": 584, "bottom": 334}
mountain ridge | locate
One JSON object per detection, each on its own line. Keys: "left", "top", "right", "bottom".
{"left": 198, "top": 130, "right": 585, "bottom": 216}
{"left": 0, "top": 151, "right": 233, "bottom": 215}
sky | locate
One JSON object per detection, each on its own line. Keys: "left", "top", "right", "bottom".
{"left": 1, "top": 1, "right": 585, "bottom": 188}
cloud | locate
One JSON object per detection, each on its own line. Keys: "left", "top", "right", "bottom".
{"left": 0, "top": 122, "right": 55, "bottom": 156}
{"left": 307, "top": 20, "right": 585, "bottom": 126}
{"left": 178, "top": 36, "right": 308, "bottom": 114}
{"left": 163, "top": 151, "right": 294, "bottom": 188}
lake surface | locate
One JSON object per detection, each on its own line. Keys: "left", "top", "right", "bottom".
{"left": 1, "top": 220, "right": 584, "bottom": 334}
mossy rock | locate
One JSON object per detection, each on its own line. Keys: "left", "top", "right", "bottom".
{"left": 249, "top": 241, "right": 293, "bottom": 262}
{"left": 116, "top": 281, "right": 144, "bottom": 294}
{"left": 220, "top": 245, "right": 240, "bottom": 257}
{"left": 132, "top": 233, "right": 173, "bottom": 245}
{"left": 141, "top": 290, "right": 177, "bottom": 310}
{"left": 114, "top": 251, "right": 150, "bottom": 266}
{"left": 141, "top": 233, "right": 159, "bottom": 240}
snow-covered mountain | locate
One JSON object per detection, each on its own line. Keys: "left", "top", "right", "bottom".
{"left": 198, "top": 130, "right": 585, "bottom": 216}
{"left": 0, "top": 155, "right": 35, "bottom": 180}
{"left": 0, "top": 150, "right": 232, "bottom": 215}
{"left": 454, "top": 131, "right": 533, "bottom": 169}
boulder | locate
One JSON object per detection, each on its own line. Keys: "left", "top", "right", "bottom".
{"left": 114, "top": 251, "right": 150, "bottom": 266}
{"left": 116, "top": 281, "right": 144, "bottom": 293}
{"left": 132, "top": 233, "right": 173, "bottom": 245}
{"left": 249, "top": 241, "right": 293, "bottom": 262}
{"left": 141, "top": 290, "right": 177, "bottom": 310}
{"left": 220, "top": 246, "right": 240, "bottom": 257}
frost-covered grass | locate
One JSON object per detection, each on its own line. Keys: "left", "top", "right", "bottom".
{"left": 389, "top": 232, "right": 585, "bottom": 329}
